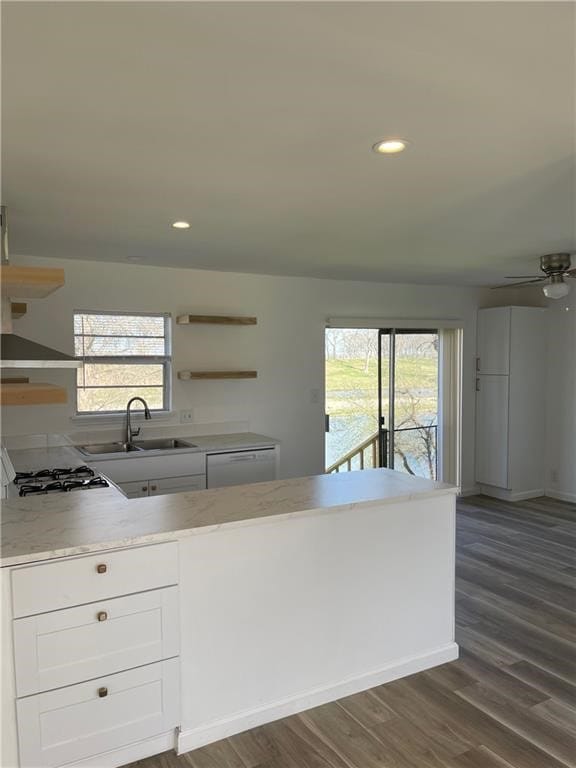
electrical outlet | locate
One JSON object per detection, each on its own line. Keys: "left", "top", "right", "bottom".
{"left": 180, "top": 409, "right": 194, "bottom": 423}
{"left": 551, "top": 469, "right": 558, "bottom": 483}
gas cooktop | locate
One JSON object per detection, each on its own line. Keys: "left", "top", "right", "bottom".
{"left": 14, "top": 466, "right": 109, "bottom": 497}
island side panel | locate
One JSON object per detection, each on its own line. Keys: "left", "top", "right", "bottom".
{"left": 1, "top": 567, "right": 19, "bottom": 768}
{"left": 178, "top": 492, "right": 457, "bottom": 752}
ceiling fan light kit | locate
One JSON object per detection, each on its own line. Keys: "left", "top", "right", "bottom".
{"left": 493, "top": 253, "right": 575, "bottom": 299}
{"left": 543, "top": 275, "right": 571, "bottom": 299}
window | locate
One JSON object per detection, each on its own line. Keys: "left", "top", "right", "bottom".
{"left": 74, "top": 311, "right": 171, "bottom": 414}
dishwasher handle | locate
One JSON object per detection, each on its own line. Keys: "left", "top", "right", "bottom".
{"left": 229, "top": 453, "right": 257, "bottom": 462}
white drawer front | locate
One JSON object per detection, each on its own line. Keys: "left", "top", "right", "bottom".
{"left": 17, "top": 658, "right": 180, "bottom": 768}
{"left": 149, "top": 474, "right": 206, "bottom": 495}
{"left": 12, "top": 542, "right": 178, "bottom": 618}
{"left": 13, "top": 587, "right": 179, "bottom": 696}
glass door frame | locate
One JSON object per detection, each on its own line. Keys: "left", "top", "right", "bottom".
{"left": 377, "top": 327, "right": 439, "bottom": 472}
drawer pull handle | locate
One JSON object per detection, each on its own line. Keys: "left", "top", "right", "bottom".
{"left": 97, "top": 611, "right": 108, "bottom": 622}
{"left": 98, "top": 687, "right": 108, "bottom": 698}
{"left": 96, "top": 563, "right": 107, "bottom": 574}
{"left": 150, "top": 484, "right": 157, "bottom": 491}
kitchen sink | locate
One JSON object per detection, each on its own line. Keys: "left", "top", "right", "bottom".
{"left": 78, "top": 442, "right": 144, "bottom": 455}
{"left": 133, "top": 438, "right": 197, "bottom": 451}
{"left": 78, "top": 438, "right": 197, "bottom": 456}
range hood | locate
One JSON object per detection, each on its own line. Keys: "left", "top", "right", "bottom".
{"left": 0, "top": 333, "right": 80, "bottom": 368}
{"left": 0, "top": 206, "right": 80, "bottom": 369}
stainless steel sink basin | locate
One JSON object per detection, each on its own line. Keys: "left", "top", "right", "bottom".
{"left": 133, "top": 438, "right": 197, "bottom": 451}
{"left": 77, "top": 438, "right": 197, "bottom": 456}
{"left": 78, "top": 442, "right": 144, "bottom": 455}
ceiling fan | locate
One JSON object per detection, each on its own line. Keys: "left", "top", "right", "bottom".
{"left": 493, "top": 253, "right": 575, "bottom": 299}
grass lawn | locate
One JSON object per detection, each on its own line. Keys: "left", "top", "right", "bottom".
{"left": 326, "top": 357, "right": 438, "bottom": 420}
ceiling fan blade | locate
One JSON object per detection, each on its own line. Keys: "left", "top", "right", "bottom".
{"left": 566, "top": 269, "right": 576, "bottom": 277}
{"left": 491, "top": 278, "right": 546, "bottom": 289}
{"left": 503, "top": 275, "right": 541, "bottom": 279}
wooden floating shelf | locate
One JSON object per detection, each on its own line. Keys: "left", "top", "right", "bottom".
{"left": 0, "top": 265, "right": 65, "bottom": 299}
{"left": 0, "top": 382, "right": 68, "bottom": 406}
{"left": 178, "top": 371, "right": 258, "bottom": 380}
{"left": 11, "top": 302, "right": 27, "bottom": 319}
{"left": 177, "top": 315, "right": 257, "bottom": 326}
{"left": 1, "top": 376, "right": 30, "bottom": 384}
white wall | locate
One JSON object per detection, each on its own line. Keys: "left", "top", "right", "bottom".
{"left": 544, "top": 289, "right": 576, "bottom": 502}
{"left": 2, "top": 256, "right": 486, "bottom": 487}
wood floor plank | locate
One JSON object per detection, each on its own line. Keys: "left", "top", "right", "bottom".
{"left": 455, "top": 681, "right": 576, "bottom": 766}
{"left": 125, "top": 495, "right": 576, "bottom": 768}
{"left": 505, "top": 661, "right": 576, "bottom": 708}
{"left": 184, "top": 740, "right": 248, "bottom": 768}
{"left": 336, "top": 689, "right": 396, "bottom": 729}
{"left": 280, "top": 716, "right": 353, "bottom": 768}
{"left": 447, "top": 745, "right": 520, "bottom": 768}
{"left": 254, "top": 719, "right": 346, "bottom": 768}
{"left": 455, "top": 575, "right": 576, "bottom": 643}
{"left": 397, "top": 674, "right": 570, "bottom": 768}
{"left": 456, "top": 560, "right": 575, "bottom": 624}
{"left": 371, "top": 678, "right": 477, "bottom": 757}
{"left": 531, "top": 699, "right": 576, "bottom": 737}
{"left": 227, "top": 725, "right": 295, "bottom": 768}
{"left": 423, "top": 648, "right": 549, "bottom": 706}
{"left": 299, "top": 701, "right": 412, "bottom": 768}
{"left": 462, "top": 541, "right": 575, "bottom": 588}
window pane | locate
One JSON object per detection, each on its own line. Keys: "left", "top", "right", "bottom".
{"left": 77, "top": 363, "right": 164, "bottom": 387}
{"left": 74, "top": 314, "right": 166, "bottom": 337}
{"left": 77, "top": 386, "right": 164, "bottom": 413}
{"left": 74, "top": 311, "right": 170, "bottom": 414}
{"left": 75, "top": 336, "right": 166, "bottom": 357}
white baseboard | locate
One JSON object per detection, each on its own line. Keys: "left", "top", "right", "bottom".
{"left": 67, "top": 731, "right": 176, "bottom": 768}
{"left": 177, "top": 643, "right": 459, "bottom": 755}
{"left": 545, "top": 489, "right": 576, "bottom": 503}
{"left": 478, "top": 485, "right": 544, "bottom": 502}
{"left": 458, "top": 486, "right": 479, "bottom": 498}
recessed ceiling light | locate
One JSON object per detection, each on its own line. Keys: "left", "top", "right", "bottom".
{"left": 372, "top": 138, "right": 410, "bottom": 155}
{"left": 172, "top": 221, "right": 190, "bottom": 229}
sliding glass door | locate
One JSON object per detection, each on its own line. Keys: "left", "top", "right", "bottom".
{"left": 325, "top": 327, "right": 440, "bottom": 480}
{"left": 378, "top": 329, "right": 439, "bottom": 479}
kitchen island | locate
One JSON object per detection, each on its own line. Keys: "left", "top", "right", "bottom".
{"left": 1, "top": 468, "right": 457, "bottom": 768}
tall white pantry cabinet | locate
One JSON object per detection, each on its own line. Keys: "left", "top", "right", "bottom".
{"left": 475, "top": 306, "right": 547, "bottom": 500}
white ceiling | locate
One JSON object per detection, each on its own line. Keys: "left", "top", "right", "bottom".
{"left": 2, "top": 1, "right": 575, "bottom": 285}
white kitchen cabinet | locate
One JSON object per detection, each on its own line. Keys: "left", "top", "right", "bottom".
{"left": 17, "top": 658, "right": 179, "bottom": 768}
{"left": 118, "top": 480, "right": 150, "bottom": 498}
{"left": 119, "top": 475, "right": 206, "bottom": 498}
{"left": 11, "top": 542, "right": 178, "bottom": 618}
{"left": 149, "top": 474, "right": 206, "bottom": 496}
{"left": 206, "top": 448, "right": 277, "bottom": 489}
{"left": 13, "top": 587, "right": 179, "bottom": 697}
{"left": 8, "top": 543, "right": 181, "bottom": 768}
{"left": 475, "top": 375, "right": 509, "bottom": 488}
{"left": 476, "top": 306, "right": 511, "bottom": 375}
{"left": 475, "top": 306, "right": 546, "bottom": 500}
{"left": 94, "top": 452, "right": 206, "bottom": 484}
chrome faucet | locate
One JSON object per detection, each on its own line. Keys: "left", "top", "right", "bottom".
{"left": 124, "top": 397, "right": 152, "bottom": 448}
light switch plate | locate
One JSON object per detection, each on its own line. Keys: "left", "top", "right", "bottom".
{"left": 180, "top": 410, "right": 194, "bottom": 423}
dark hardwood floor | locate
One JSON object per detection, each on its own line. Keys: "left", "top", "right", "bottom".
{"left": 129, "top": 495, "right": 576, "bottom": 768}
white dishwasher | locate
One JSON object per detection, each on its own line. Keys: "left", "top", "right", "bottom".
{"left": 206, "top": 448, "right": 277, "bottom": 489}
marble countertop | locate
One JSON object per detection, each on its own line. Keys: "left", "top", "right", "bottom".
{"left": 1, "top": 466, "right": 455, "bottom": 568}
{"left": 6, "top": 432, "right": 278, "bottom": 471}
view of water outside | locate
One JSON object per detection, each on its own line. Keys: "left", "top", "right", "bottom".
{"left": 325, "top": 329, "right": 439, "bottom": 479}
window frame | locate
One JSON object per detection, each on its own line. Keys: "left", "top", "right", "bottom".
{"left": 73, "top": 309, "right": 172, "bottom": 416}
